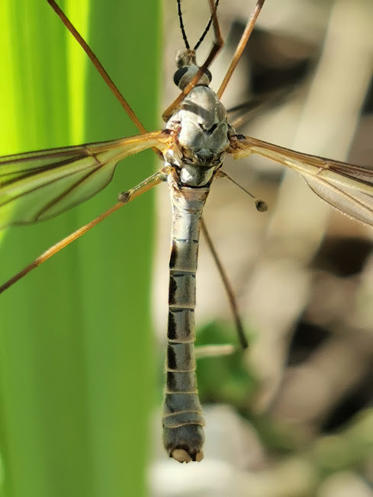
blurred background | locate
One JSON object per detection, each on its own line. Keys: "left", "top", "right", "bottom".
{"left": 0, "top": 1, "right": 372, "bottom": 497}
{"left": 152, "top": 0, "right": 373, "bottom": 495}
{"left": 0, "top": 1, "right": 160, "bottom": 497}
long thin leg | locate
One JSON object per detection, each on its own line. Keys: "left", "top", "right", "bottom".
{"left": 47, "top": 0, "right": 147, "bottom": 134}
{"left": 0, "top": 170, "right": 165, "bottom": 294}
{"left": 162, "top": 0, "right": 224, "bottom": 120}
{"left": 201, "top": 218, "right": 248, "bottom": 349}
{"left": 217, "top": 0, "right": 266, "bottom": 98}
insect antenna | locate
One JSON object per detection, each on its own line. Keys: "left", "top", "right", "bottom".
{"left": 177, "top": 0, "right": 190, "bottom": 49}
{"left": 177, "top": 0, "right": 220, "bottom": 52}
{"left": 194, "top": 0, "right": 220, "bottom": 51}
{"left": 163, "top": 0, "right": 223, "bottom": 120}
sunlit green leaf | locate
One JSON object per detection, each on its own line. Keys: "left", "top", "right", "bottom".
{"left": 0, "top": 1, "right": 161, "bottom": 496}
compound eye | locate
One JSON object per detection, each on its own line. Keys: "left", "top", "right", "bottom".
{"left": 173, "top": 66, "right": 212, "bottom": 88}
{"left": 173, "top": 67, "right": 188, "bottom": 87}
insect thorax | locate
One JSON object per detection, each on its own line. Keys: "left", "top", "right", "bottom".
{"left": 164, "top": 60, "right": 231, "bottom": 187}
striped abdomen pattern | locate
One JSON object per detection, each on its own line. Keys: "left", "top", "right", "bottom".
{"left": 162, "top": 183, "right": 210, "bottom": 463}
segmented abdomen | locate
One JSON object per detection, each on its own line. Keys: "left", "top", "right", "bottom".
{"left": 162, "top": 184, "right": 209, "bottom": 463}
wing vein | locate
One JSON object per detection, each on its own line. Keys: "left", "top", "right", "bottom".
{"left": 35, "top": 164, "right": 103, "bottom": 221}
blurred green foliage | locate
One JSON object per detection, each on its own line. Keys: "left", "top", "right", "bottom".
{"left": 196, "top": 321, "right": 258, "bottom": 408}
{"left": 0, "top": 1, "right": 161, "bottom": 496}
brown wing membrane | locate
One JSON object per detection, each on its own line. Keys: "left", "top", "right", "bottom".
{"left": 228, "top": 135, "right": 373, "bottom": 227}
{"left": 0, "top": 131, "right": 168, "bottom": 229}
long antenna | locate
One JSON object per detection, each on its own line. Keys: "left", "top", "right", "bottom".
{"left": 194, "top": 0, "right": 220, "bottom": 51}
{"left": 177, "top": 0, "right": 190, "bottom": 49}
{"left": 177, "top": 0, "right": 221, "bottom": 52}
{"left": 163, "top": 0, "right": 223, "bottom": 120}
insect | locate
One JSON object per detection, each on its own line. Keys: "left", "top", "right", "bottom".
{"left": 0, "top": 0, "right": 372, "bottom": 465}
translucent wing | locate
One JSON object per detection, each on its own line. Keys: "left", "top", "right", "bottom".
{"left": 228, "top": 135, "right": 373, "bottom": 227}
{"left": 0, "top": 131, "right": 168, "bottom": 229}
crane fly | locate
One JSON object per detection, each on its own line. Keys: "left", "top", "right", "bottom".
{"left": 1, "top": 0, "right": 373, "bottom": 463}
